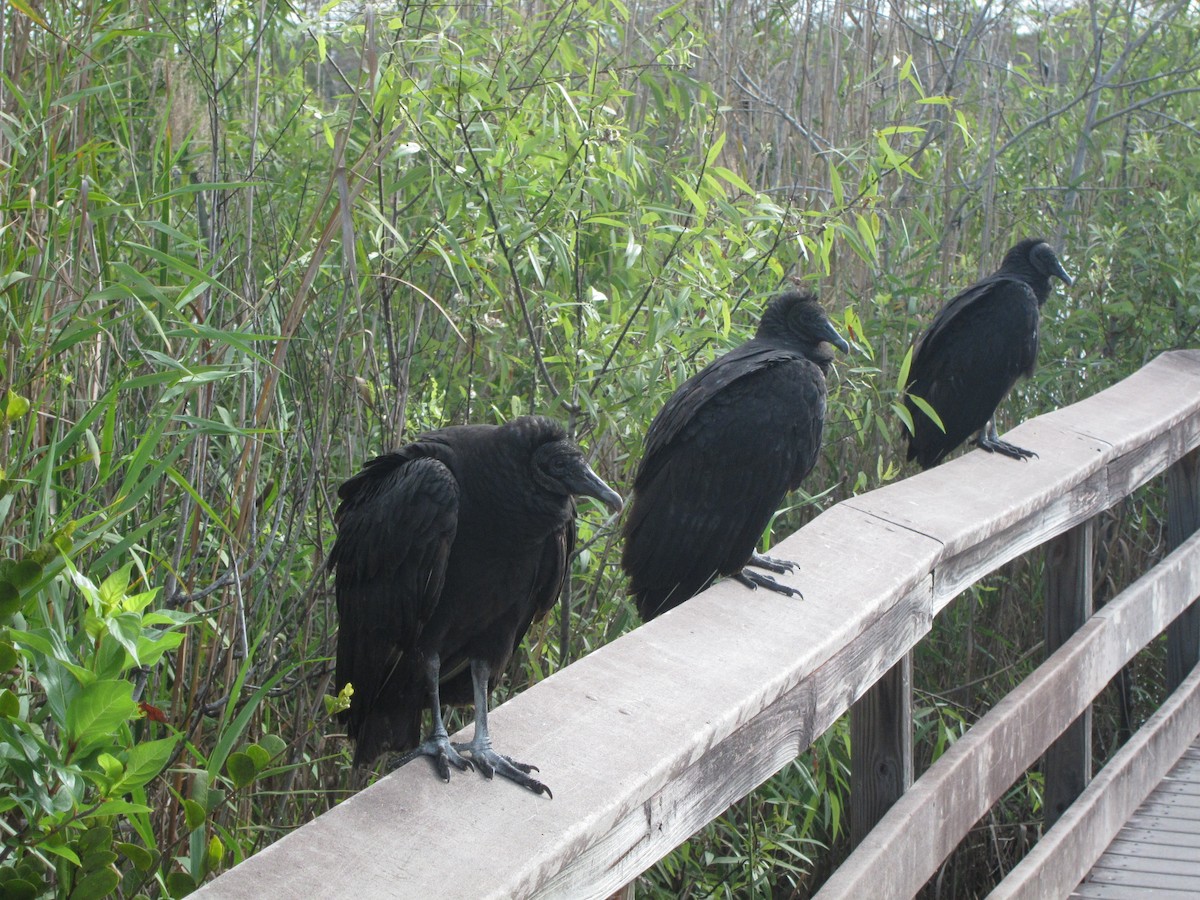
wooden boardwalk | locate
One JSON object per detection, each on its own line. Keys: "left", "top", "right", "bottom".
{"left": 1072, "top": 737, "right": 1200, "bottom": 898}
{"left": 195, "top": 351, "right": 1200, "bottom": 900}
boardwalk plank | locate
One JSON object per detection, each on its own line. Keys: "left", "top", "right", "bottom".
{"left": 1124, "top": 812, "right": 1200, "bottom": 836}
{"left": 1084, "top": 866, "right": 1200, "bottom": 891}
{"left": 987, "top": 676, "right": 1200, "bottom": 900}
{"left": 1111, "top": 827, "right": 1200, "bottom": 849}
{"left": 1072, "top": 884, "right": 1196, "bottom": 899}
{"left": 1103, "top": 839, "right": 1200, "bottom": 865}
{"left": 1089, "top": 852, "right": 1200, "bottom": 876}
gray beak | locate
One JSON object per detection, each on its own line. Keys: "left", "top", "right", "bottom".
{"left": 1052, "top": 258, "right": 1074, "bottom": 287}
{"left": 823, "top": 320, "right": 851, "bottom": 354}
{"left": 571, "top": 463, "right": 623, "bottom": 513}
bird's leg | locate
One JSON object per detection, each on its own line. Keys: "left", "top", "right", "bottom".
{"left": 973, "top": 419, "right": 1037, "bottom": 461}
{"left": 733, "top": 568, "right": 803, "bottom": 599}
{"left": 388, "top": 653, "right": 473, "bottom": 781}
{"left": 452, "top": 659, "right": 552, "bottom": 798}
{"left": 748, "top": 551, "right": 797, "bottom": 574}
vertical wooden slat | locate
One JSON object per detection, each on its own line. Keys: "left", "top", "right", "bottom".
{"left": 850, "top": 652, "right": 913, "bottom": 846}
{"left": 1043, "top": 518, "right": 1095, "bottom": 828}
{"left": 1166, "top": 447, "right": 1200, "bottom": 692}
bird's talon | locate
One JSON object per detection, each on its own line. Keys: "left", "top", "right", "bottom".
{"left": 750, "top": 553, "right": 797, "bottom": 574}
{"left": 456, "top": 743, "right": 549, "bottom": 795}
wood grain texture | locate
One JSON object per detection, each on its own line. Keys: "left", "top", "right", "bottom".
{"left": 816, "top": 530, "right": 1200, "bottom": 900}
{"left": 850, "top": 653, "right": 913, "bottom": 846}
{"left": 991, "top": 674, "right": 1200, "bottom": 899}
{"left": 195, "top": 352, "right": 1200, "bottom": 900}
{"left": 1043, "top": 519, "right": 1095, "bottom": 829}
{"left": 1166, "top": 447, "right": 1200, "bottom": 692}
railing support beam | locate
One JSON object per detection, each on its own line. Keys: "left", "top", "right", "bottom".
{"left": 1043, "top": 517, "right": 1095, "bottom": 828}
{"left": 1167, "top": 446, "right": 1200, "bottom": 692}
{"left": 850, "top": 652, "right": 913, "bottom": 846}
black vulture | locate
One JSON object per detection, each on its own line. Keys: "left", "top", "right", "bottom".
{"left": 621, "top": 290, "right": 849, "bottom": 621}
{"left": 328, "top": 416, "right": 621, "bottom": 796}
{"left": 903, "top": 238, "right": 1073, "bottom": 469}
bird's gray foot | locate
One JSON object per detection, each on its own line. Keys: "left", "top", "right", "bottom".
{"left": 453, "top": 738, "right": 552, "bottom": 798}
{"left": 389, "top": 733, "right": 473, "bottom": 783}
{"left": 974, "top": 435, "right": 1037, "bottom": 461}
{"left": 733, "top": 568, "right": 803, "bottom": 599}
{"left": 749, "top": 552, "right": 797, "bottom": 574}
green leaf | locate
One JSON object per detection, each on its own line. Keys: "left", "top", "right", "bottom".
{"left": 65, "top": 680, "right": 138, "bottom": 746}
{"left": 116, "top": 841, "right": 155, "bottom": 872}
{"left": 183, "top": 799, "right": 206, "bottom": 832}
{"left": 80, "top": 849, "right": 118, "bottom": 873}
{"left": 7, "top": 0, "right": 48, "bottom": 29}
{"left": 0, "top": 880, "right": 39, "bottom": 900}
{"left": 225, "top": 752, "right": 257, "bottom": 788}
{"left": 118, "top": 737, "right": 177, "bottom": 791}
{"left": 97, "top": 753, "right": 124, "bottom": 783}
{"left": 69, "top": 868, "right": 120, "bottom": 900}
{"left": 257, "top": 734, "right": 287, "bottom": 759}
{"left": 0, "top": 688, "right": 18, "bottom": 718}
{"left": 829, "top": 159, "right": 844, "bottom": 208}
{"left": 98, "top": 564, "right": 133, "bottom": 616}
{"left": 78, "top": 825, "right": 113, "bottom": 855}
{"left": 0, "top": 640, "right": 19, "bottom": 671}
{"left": 165, "top": 871, "right": 196, "bottom": 898}
{"left": 0, "top": 581, "right": 20, "bottom": 620}
{"left": 895, "top": 345, "right": 914, "bottom": 392}
{"left": 206, "top": 834, "right": 225, "bottom": 871}
{"left": 243, "top": 743, "right": 270, "bottom": 772}
{"left": 7, "top": 559, "right": 42, "bottom": 589}
{"left": 37, "top": 835, "right": 82, "bottom": 865}
{"left": 908, "top": 394, "right": 946, "bottom": 433}
{"left": 82, "top": 799, "right": 153, "bottom": 819}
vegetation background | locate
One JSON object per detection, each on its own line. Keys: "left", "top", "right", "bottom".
{"left": 1, "top": 0, "right": 1198, "bottom": 896}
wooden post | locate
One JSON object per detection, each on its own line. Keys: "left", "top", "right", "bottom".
{"left": 1166, "top": 446, "right": 1200, "bottom": 692}
{"left": 850, "top": 653, "right": 913, "bottom": 847}
{"left": 1042, "top": 518, "right": 1094, "bottom": 829}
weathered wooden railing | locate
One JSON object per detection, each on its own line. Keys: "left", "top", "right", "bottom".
{"left": 197, "top": 350, "right": 1200, "bottom": 899}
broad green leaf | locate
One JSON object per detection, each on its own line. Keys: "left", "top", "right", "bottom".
{"left": 119, "top": 737, "right": 177, "bottom": 791}
{"left": 69, "top": 869, "right": 120, "bottom": 900}
{"left": 78, "top": 825, "right": 113, "bottom": 855}
{"left": 0, "top": 640, "right": 17, "bottom": 671}
{"left": 206, "top": 834, "right": 225, "bottom": 871}
{"left": 65, "top": 680, "right": 138, "bottom": 745}
{"left": 8, "top": 559, "right": 42, "bottom": 589}
{"left": 98, "top": 564, "right": 133, "bottom": 615}
{"left": 244, "top": 744, "right": 271, "bottom": 772}
{"left": 225, "top": 752, "right": 257, "bottom": 788}
{"left": 0, "top": 582, "right": 19, "bottom": 620}
{"left": 257, "top": 734, "right": 288, "bottom": 759}
{"left": 116, "top": 841, "right": 155, "bottom": 872}
{"left": 183, "top": 799, "right": 206, "bottom": 832}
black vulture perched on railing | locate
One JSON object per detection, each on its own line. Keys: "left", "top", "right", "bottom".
{"left": 328, "top": 416, "right": 621, "bottom": 796}
{"left": 903, "top": 238, "right": 1073, "bottom": 470}
{"left": 621, "top": 291, "right": 849, "bottom": 621}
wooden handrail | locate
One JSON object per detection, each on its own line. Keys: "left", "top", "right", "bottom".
{"left": 816, "top": 528, "right": 1200, "bottom": 898}
{"left": 196, "top": 350, "right": 1200, "bottom": 900}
